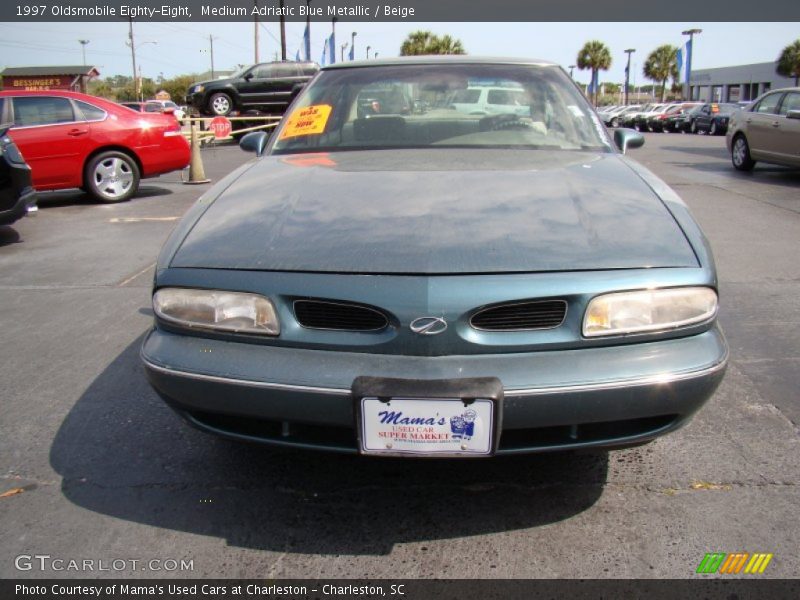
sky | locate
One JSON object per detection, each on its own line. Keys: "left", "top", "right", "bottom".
{"left": 0, "top": 21, "right": 797, "bottom": 86}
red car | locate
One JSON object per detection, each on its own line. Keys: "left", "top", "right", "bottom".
{"left": 0, "top": 90, "right": 190, "bottom": 203}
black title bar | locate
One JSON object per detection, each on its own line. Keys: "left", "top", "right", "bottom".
{"left": 2, "top": 0, "right": 798, "bottom": 22}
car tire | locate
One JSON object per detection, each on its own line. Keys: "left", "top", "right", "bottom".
{"left": 731, "top": 134, "right": 756, "bottom": 171}
{"left": 710, "top": 121, "right": 718, "bottom": 136}
{"left": 208, "top": 93, "right": 233, "bottom": 116}
{"left": 690, "top": 120, "right": 697, "bottom": 134}
{"left": 84, "top": 151, "right": 140, "bottom": 203}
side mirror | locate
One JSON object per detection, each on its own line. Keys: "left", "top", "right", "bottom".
{"left": 239, "top": 131, "right": 269, "bottom": 157}
{"left": 614, "top": 128, "right": 645, "bottom": 154}
{"left": 243, "top": 72, "right": 254, "bottom": 81}
{"left": 786, "top": 110, "right": 800, "bottom": 120}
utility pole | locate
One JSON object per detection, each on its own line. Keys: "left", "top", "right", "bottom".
{"left": 78, "top": 39, "right": 89, "bottom": 66}
{"left": 279, "top": 0, "right": 287, "bottom": 61}
{"left": 305, "top": 0, "right": 312, "bottom": 61}
{"left": 341, "top": 42, "right": 348, "bottom": 63}
{"left": 253, "top": 0, "right": 259, "bottom": 63}
{"left": 127, "top": 18, "right": 137, "bottom": 98}
{"left": 209, "top": 34, "right": 216, "bottom": 79}
{"left": 682, "top": 28, "right": 702, "bottom": 100}
{"left": 624, "top": 48, "right": 635, "bottom": 105}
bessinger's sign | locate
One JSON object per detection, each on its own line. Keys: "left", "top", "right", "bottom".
{"left": 9, "top": 76, "right": 73, "bottom": 90}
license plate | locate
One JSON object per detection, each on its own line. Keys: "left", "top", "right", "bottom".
{"left": 359, "top": 397, "right": 495, "bottom": 456}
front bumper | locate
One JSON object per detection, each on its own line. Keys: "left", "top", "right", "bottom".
{"left": 142, "top": 325, "right": 728, "bottom": 454}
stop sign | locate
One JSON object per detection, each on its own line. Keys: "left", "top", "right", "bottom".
{"left": 209, "top": 116, "right": 232, "bottom": 139}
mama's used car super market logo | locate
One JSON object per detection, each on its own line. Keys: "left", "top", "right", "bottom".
{"left": 696, "top": 552, "right": 773, "bottom": 574}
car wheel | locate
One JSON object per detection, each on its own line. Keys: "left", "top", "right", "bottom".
{"left": 610, "top": 117, "right": 619, "bottom": 128}
{"left": 690, "top": 120, "right": 697, "bottom": 134}
{"left": 731, "top": 135, "right": 756, "bottom": 171}
{"left": 84, "top": 151, "right": 140, "bottom": 203}
{"left": 208, "top": 93, "right": 233, "bottom": 116}
{"left": 710, "top": 121, "right": 718, "bottom": 136}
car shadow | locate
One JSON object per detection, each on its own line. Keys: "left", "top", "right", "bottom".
{"left": 0, "top": 225, "right": 21, "bottom": 246}
{"left": 660, "top": 143, "right": 731, "bottom": 159}
{"left": 35, "top": 186, "right": 174, "bottom": 209}
{"left": 50, "top": 332, "right": 608, "bottom": 556}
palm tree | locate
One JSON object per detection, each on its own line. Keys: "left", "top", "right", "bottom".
{"left": 643, "top": 45, "right": 679, "bottom": 102}
{"left": 400, "top": 31, "right": 466, "bottom": 56}
{"left": 776, "top": 39, "right": 800, "bottom": 86}
{"left": 576, "top": 41, "right": 612, "bottom": 106}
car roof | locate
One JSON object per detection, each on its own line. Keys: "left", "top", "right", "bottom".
{"left": 323, "top": 56, "right": 559, "bottom": 70}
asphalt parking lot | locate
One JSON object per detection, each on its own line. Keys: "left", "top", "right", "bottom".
{"left": 1, "top": 132, "right": 798, "bottom": 579}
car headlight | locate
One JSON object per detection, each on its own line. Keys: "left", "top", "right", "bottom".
{"left": 193, "top": 85, "right": 204, "bottom": 93}
{"left": 153, "top": 288, "right": 280, "bottom": 335}
{"left": 583, "top": 287, "right": 717, "bottom": 337}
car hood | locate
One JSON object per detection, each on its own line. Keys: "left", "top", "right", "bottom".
{"left": 171, "top": 149, "right": 698, "bottom": 274}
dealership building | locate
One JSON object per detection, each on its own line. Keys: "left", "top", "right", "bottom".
{"left": 689, "top": 61, "right": 795, "bottom": 103}
{"left": 0, "top": 65, "right": 100, "bottom": 93}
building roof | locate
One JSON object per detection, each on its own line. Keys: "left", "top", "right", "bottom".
{"left": 0, "top": 66, "right": 99, "bottom": 77}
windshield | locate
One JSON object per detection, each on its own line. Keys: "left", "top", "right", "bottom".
{"left": 270, "top": 63, "right": 612, "bottom": 155}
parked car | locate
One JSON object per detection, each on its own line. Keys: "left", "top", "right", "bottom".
{"left": 142, "top": 57, "right": 727, "bottom": 457}
{"left": 693, "top": 103, "right": 741, "bottom": 135}
{"left": 620, "top": 103, "right": 656, "bottom": 128}
{"left": 633, "top": 103, "right": 669, "bottom": 131}
{"left": 120, "top": 100, "right": 185, "bottom": 120}
{"left": 0, "top": 123, "right": 37, "bottom": 226}
{"left": 663, "top": 103, "right": 703, "bottom": 133}
{"left": 448, "top": 85, "right": 531, "bottom": 117}
{"left": 602, "top": 105, "right": 641, "bottom": 128}
{"left": 650, "top": 103, "right": 701, "bottom": 133}
{"left": 727, "top": 87, "right": 800, "bottom": 171}
{"left": 188, "top": 61, "right": 319, "bottom": 116}
{"left": 0, "top": 90, "right": 190, "bottom": 203}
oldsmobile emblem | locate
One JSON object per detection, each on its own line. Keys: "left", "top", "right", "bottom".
{"left": 410, "top": 316, "right": 447, "bottom": 335}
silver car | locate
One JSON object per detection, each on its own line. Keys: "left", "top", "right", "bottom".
{"left": 727, "top": 87, "right": 800, "bottom": 170}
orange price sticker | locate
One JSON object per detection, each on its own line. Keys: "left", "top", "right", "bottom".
{"left": 279, "top": 104, "right": 332, "bottom": 140}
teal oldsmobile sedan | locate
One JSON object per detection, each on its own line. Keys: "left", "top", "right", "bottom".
{"left": 142, "top": 57, "right": 728, "bottom": 457}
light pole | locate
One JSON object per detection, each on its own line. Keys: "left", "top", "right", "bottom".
{"left": 568, "top": 65, "right": 576, "bottom": 79}
{"left": 279, "top": 0, "right": 287, "bottom": 61}
{"left": 350, "top": 31, "right": 357, "bottom": 60}
{"left": 374, "top": 52, "right": 379, "bottom": 59}
{"left": 340, "top": 42, "right": 348, "bottom": 63}
{"left": 253, "top": 0, "right": 259, "bottom": 63}
{"left": 366, "top": 45, "right": 371, "bottom": 59}
{"left": 682, "top": 28, "right": 702, "bottom": 100}
{"left": 624, "top": 48, "right": 635, "bottom": 105}
{"left": 78, "top": 39, "right": 89, "bottom": 66}
{"left": 304, "top": 1, "right": 312, "bottom": 61}
{"left": 330, "top": 17, "right": 337, "bottom": 64}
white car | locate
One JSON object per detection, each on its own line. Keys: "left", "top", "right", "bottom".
{"left": 449, "top": 86, "right": 531, "bottom": 117}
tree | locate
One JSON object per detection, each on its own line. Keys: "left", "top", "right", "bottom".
{"left": 400, "top": 30, "right": 465, "bottom": 56}
{"left": 643, "top": 44, "right": 679, "bottom": 102}
{"left": 576, "top": 40, "right": 612, "bottom": 106}
{"left": 776, "top": 39, "right": 800, "bottom": 86}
